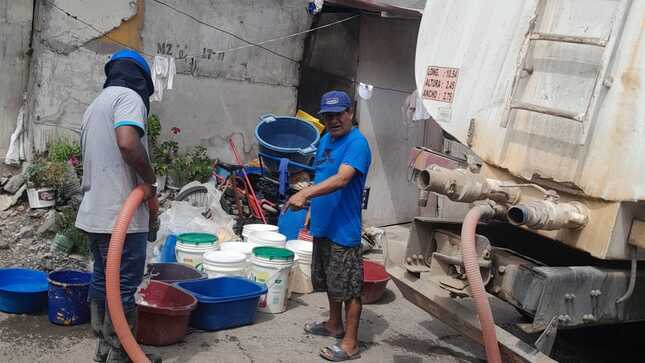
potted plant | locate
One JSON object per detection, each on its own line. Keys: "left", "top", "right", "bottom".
{"left": 25, "top": 159, "right": 67, "bottom": 208}
{"left": 148, "top": 114, "right": 179, "bottom": 192}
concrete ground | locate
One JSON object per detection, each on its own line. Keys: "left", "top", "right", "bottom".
{"left": 0, "top": 279, "right": 484, "bottom": 363}
{"left": 0, "top": 224, "right": 487, "bottom": 363}
{"left": 2, "top": 224, "right": 643, "bottom": 362}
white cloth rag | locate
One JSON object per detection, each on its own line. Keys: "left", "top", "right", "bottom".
{"left": 151, "top": 55, "right": 176, "bottom": 102}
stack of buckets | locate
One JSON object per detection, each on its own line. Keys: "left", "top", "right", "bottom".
{"left": 285, "top": 239, "right": 314, "bottom": 294}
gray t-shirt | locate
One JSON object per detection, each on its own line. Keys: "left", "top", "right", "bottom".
{"left": 75, "top": 86, "right": 149, "bottom": 234}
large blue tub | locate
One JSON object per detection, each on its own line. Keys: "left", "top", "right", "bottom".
{"left": 48, "top": 270, "right": 92, "bottom": 325}
{"left": 255, "top": 114, "right": 320, "bottom": 172}
{"left": 176, "top": 277, "right": 267, "bottom": 331}
{"left": 0, "top": 268, "right": 48, "bottom": 314}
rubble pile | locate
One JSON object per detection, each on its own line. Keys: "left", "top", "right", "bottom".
{"left": 0, "top": 171, "right": 89, "bottom": 272}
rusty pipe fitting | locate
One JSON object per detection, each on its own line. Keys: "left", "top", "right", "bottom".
{"left": 507, "top": 200, "right": 589, "bottom": 230}
{"left": 415, "top": 165, "right": 521, "bottom": 204}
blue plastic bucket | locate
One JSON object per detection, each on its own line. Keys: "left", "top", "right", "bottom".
{"left": 255, "top": 114, "right": 320, "bottom": 172}
{"left": 176, "top": 277, "right": 267, "bottom": 331}
{"left": 278, "top": 208, "right": 307, "bottom": 240}
{"left": 48, "top": 270, "right": 92, "bottom": 325}
{"left": 0, "top": 268, "right": 48, "bottom": 314}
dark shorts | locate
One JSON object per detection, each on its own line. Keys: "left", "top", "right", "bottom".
{"left": 312, "top": 237, "right": 363, "bottom": 301}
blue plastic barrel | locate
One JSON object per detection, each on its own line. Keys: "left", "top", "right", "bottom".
{"left": 48, "top": 270, "right": 92, "bottom": 325}
{"left": 255, "top": 114, "right": 320, "bottom": 172}
{"left": 278, "top": 208, "right": 307, "bottom": 240}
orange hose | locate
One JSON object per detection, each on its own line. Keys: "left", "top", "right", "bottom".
{"left": 461, "top": 205, "right": 502, "bottom": 363}
{"left": 105, "top": 186, "right": 150, "bottom": 363}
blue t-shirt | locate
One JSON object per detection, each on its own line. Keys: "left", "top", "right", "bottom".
{"left": 309, "top": 128, "right": 371, "bottom": 247}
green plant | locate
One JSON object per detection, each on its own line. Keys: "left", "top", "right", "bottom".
{"left": 167, "top": 145, "right": 213, "bottom": 187}
{"left": 48, "top": 138, "right": 82, "bottom": 177}
{"left": 147, "top": 114, "right": 161, "bottom": 147}
{"left": 57, "top": 207, "right": 89, "bottom": 256}
{"left": 25, "top": 159, "right": 68, "bottom": 188}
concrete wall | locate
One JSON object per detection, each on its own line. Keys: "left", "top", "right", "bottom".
{"left": 26, "top": 0, "right": 312, "bottom": 162}
{"left": 0, "top": 0, "right": 33, "bottom": 158}
{"left": 357, "top": 15, "right": 421, "bottom": 226}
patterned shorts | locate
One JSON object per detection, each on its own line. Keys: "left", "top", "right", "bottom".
{"left": 311, "top": 237, "right": 363, "bottom": 301}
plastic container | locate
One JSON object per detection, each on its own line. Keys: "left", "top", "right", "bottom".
{"left": 241, "top": 224, "right": 279, "bottom": 242}
{"left": 249, "top": 247, "right": 294, "bottom": 314}
{"left": 286, "top": 240, "right": 313, "bottom": 278}
{"left": 175, "top": 233, "right": 219, "bottom": 268}
{"left": 220, "top": 241, "right": 260, "bottom": 262}
{"left": 176, "top": 277, "right": 267, "bottom": 331}
{"left": 255, "top": 114, "right": 320, "bottom": 172}
{"left": 278, "top": 209, "right": 307, "bottom": 241}
{"left": 159, "top": 234, "right": 178, "bottom": 263}
{"left": 296, "top": 109, "right": 325, "bottom": 133}
{"left": 136, "top": 280, "right": 197, "bottom": 346}
{"left": 247, "top": 231, "right": 287, "bottom": 248}
{"left": 0, "top": 268, "right": 48, "bottom": 314}
{"left": 147, "top": 263, "right": 207, "bottom": 284}
{"left": 362, "top": 260, "right": 390, "bottom": 304}
{"left": 47, "top": 270, "right": 92, "bottom": 325}
{"left": 202, "top": 250, "right": 248, "bottom": 278}
{"left": 27, "top": 187, "right": 56, "bottom": 208}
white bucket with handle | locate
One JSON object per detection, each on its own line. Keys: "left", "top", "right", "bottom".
{"left": 248, "top": 231, "right": 287, "bottom": 248}
{"left": 201, "top": 250, "right": 248, "bottom": 278}
{"left": 249, "top": 246, "right": 294, "bottom": 314}
{"left": 242, "top": 224, "right": 278, "bottom": 242}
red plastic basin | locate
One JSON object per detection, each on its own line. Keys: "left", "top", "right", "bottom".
{"left": 136, "top": 280, "right": 197, "bottom": 346}
{"left": 362, "top": 260, "right": 390, "bottom": 304}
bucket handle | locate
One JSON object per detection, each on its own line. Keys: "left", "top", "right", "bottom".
{"left": 258, "top": 113, "right": 277, "bottom": 123}
{"left": 298, "top": 145, "right": 317, "bottom": 156}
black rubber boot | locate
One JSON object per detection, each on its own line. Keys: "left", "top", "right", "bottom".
{"left": 90, "top": 301, "right": 110, "bottom": 362}
{"left": 104, "top": 308, "right": 162, "bottom": 363}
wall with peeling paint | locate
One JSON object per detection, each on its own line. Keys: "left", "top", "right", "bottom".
{"left": 25, "top": 0, "right": 311, "bottom": 162}
{"left": 0, "top": 0, "right": 33, "bottom": 157}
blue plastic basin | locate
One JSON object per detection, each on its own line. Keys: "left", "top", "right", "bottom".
{"left": 176, "top": 277, "right": 267, "bottom": 331}
{"left": 48, "top": 270, "right": 92, "bottom": 325}
{"left": 0, "top": 268, "right": 48, "bottom": 314}
{"left": 255, "top": 114, "right": 320, "bottom": 172}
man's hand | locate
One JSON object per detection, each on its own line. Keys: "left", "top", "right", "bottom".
{"left": 140, "top": 182, "right": 157, "bottom": 201}
{"left": 147, "top": 195, "right": 160, "bottom": 242}
{"left": 283, "top": 190, "right": 309, "bottom": 212}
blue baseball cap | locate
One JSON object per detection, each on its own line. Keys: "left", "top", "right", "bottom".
{"left": 106, "top": 49, "right": 151, "bottom": 76}
{"left": 319, "top": 90, "right": 352, "bottom": 114}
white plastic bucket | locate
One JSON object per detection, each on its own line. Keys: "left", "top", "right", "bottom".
{"left": 286, "top": 240, "right": 313, "bottom": 278}
{"left": 220, "top": 241, "right": 259, "bottom": 262}
{"left": 242, "top": 224, "right": 278, "bottom": 242}
{"left": 175, "top": 241, "right": 218, "bottom": 268}
{"left": 27, "top": 187, "right": 56, "bottom": 209}
{"left": 202, "top": 250, "right": 248, "bottom": 278}
{"left": 248, "top": 231, "right": 287, "bottom": 248}
{"left": 250, "top": 247, "right": 294, "bottom": 314}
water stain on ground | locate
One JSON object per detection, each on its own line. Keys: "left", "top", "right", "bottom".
{"left": 0, "top": 312, "right": 91, "bottom": 353}
{"left": 383, "top": 334, "right": 484, "bottom": 363}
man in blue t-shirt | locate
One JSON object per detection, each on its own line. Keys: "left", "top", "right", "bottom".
{"left": 285, "top": 90, "right": 371, "bottom": 361}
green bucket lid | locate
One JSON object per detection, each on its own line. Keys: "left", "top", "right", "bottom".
{"left": 177, "top": 233, "right": 217, "bottom": 245}
{"left": 252, "top": 246, "right": 294, "bottom": 261}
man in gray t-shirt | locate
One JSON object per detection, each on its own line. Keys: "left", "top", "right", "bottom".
{"left": 77, "top": 50, "right": 160, "bottom": 363}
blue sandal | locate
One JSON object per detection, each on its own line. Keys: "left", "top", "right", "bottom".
{"left": 320, "top": 344, "right": 361, "bottom": 361}
{"left": 304, "top": 321, "right": 345, "bottom": 338}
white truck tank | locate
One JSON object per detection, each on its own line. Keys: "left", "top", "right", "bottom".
{"left": 415, "top": 0, "right": 645, "bottom": 260}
